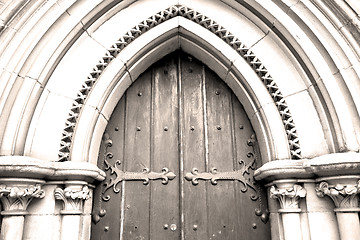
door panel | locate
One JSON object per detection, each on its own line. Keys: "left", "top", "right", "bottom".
{"left": 91, "top": 52, "right": 270, "bottom": 240}
{"left": 123, "top": 70, "right": 152, "bottom": 239}
{"left": 205, "top": 67, "right": 238, "bottom": 239}
{"left": 181, "top": 56, "right": 208, "bottom": 239}
{"left": 150, "top": 57, "right": 180, "bottom": 239}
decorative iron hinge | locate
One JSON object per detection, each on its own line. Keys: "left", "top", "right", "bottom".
{"left": 184, "top": 159, "right": 258, "bottom": 200}
{"left": 102, "top": 159, "right": 176, "bottom": 201}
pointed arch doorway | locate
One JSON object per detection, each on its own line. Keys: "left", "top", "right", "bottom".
{"left": 91, "top": 51, "right": 270, "bottom": 239}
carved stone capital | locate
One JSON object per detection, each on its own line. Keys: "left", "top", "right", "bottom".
{"left": 316, "top": 180, "right": 360, "bottom": 211}
{"left": 0, "top": 184, "right": 45, "bottom": 215}
{"left": 55, "top": 185, "right": 91, "bottom": 214}
{"left": 270, "top": 184, "right": 306, "bottom": 212}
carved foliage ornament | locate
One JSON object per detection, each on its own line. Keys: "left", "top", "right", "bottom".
{"left": 270, "top": 184, "right": 306, "bottom": 210}
{"left": 54, "top": 185, "right": 91, "bottom": 212}
{"left": 316, "top": 181, "right": 360, "bottom": 209}
{"left": 58, "top": 4, "right": 301, "bottom": 162}
{"left": 0, "top": 184, "right": 45, "bottom": 212}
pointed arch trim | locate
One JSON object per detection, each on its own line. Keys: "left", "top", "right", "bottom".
{"left": 58, "top": 5, "right": 301, "bottom": 163}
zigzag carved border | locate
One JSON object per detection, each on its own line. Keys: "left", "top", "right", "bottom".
{"left": 58, "top": 5, "right": 301, "bottom": 161}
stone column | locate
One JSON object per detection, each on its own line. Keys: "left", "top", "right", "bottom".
{"left": 316, "top": 176, "right": 360, "bottom": 240}
{"left": 270, "top": 182, "right": 306, "bottom": 240}
{"left": 0, "top": 179, "right": 45, "bottom": 240}
{"left": 54, "top": 181, "right": 91, "bottom": 240}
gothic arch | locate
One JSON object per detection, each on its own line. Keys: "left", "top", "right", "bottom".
{"left": 0, "top": 0, "right": 357, "bottom": 165}
{"left": 64, "top": 5, "right": 302, "bottom": 166}
{"left": 0, "top": 1, "right": 360, "bottom": 240}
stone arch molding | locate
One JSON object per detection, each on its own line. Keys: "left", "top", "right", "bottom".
{"left": 58, "top": 4, "right": 303, "bottom": 165}
{"left": 5, "top": 0, "right": 359, "bottom": 165}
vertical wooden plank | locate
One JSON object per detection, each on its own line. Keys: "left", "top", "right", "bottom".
{"left": 122, "top": 71, "right": 152, "bottom": 240}
{"left": 181, "top": 54, "right": 209, "bottom": 240}
{"left": 232, "top": 95, "right": 271, "bottom": 240}
{"left": 91, "top": 52, "right": 271, "bottom": 240}
{"left": 205, "top": 67, "right": 238, "bottom": 239}
{"left": 91, "top": 96, "right": 126, "bottom": 239}
{"left": 150, "top": 55, "right": 181, "bottom": 239}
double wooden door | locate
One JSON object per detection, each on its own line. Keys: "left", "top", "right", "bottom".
{"left": 91, "top": 52, "right": 270, "bottom": 239}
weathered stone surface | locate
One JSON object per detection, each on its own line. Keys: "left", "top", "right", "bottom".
{"left": 0, "top": 156, "right": 105, "bottom": 182}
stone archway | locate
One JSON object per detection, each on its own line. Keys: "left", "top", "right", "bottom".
{"left": 0, "top": 1, "right": 359, "bottom": 240}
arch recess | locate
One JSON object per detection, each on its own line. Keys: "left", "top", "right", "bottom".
{"left": 0, "top": 0, "right": 357, "bottom": 164}
{"left": 64, "top": 4, "right": 305, "bottom": 165}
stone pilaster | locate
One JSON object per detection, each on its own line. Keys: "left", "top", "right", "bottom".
{"left": 55, "top": 182, "right": 91, "bottom": 240}
{"left": 0, "top": 179, "right": 45, "bottom": 240}
{"left": 270, "top": 182, "right": 306, "bottom": 240}
{"left": 316, "top": 176, "right": 360, "bottom": 240}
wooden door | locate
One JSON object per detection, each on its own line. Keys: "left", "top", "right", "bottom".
{"left": 91, "top": 52, "right": 270, "bottom": 240}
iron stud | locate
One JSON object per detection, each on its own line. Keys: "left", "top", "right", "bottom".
{"left": 163, "top": 224, "right": 169, "bottom": 230}
{"left": 170, "top": 224, "right": 177, "bottom": 231}
{"left": 164, "top": 126, "right": 168, "bottom": 131}
{"left": 239, "top": 125, "right": 244, "bottom": 129}
{"left": 136, "top": 127, "right": 141, "bottom": 131}
{"left": 215, "top": 91, "right": 220, "bottom": 95}
{"left": 137, "top": 92, "right": 142, "bottom": 96}
{"left": 252, "top": 223, "right": 257, "bottom": 229}
{"left": 99, "top": 209, "right": 106, "bottom": 217}
{"left": 193, "top": 225, "right": 198, "bottom": 231}
{"left": 115, "top": 127, "right": 119, "bottom": 131}
{"left": 190, "top": 126, "right": 195, "bottom": 131}
{"left": 104, "top": 226, "right": 109, "bottom": 232}
{"left": 216, "top": 125, "right": 221, "bottom": 130}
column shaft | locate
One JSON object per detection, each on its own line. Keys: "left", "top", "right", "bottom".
{"left": 0, "top": 215, "right": 25, "bottom": 240}
{"left": 60, "top": 215, "right": 82, "bottom": 240}
{"left": 282, "top": 213, "right": 302, "bottom": 240}
{"left": 336, "top": 212, "right": 360, "bottom": 240}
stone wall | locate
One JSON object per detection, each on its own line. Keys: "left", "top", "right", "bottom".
{"left": 0, "top": 0, "right": 359, "bottom": 239}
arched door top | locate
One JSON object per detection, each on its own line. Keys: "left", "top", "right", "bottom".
{"left": 91, "top": 52, "right": 270, "bottom": 239}
{"left": 59, "top": 4, "right": 302, "bottom": 165}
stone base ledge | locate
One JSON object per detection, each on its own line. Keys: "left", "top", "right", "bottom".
{"left": 0, "top": 156, "right": 105, "bottom": 183}
{"left": 255, "top": 152, "right": 360, "bottom": 182}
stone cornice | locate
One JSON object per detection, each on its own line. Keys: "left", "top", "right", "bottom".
{"left": 0, "top": 156, "right": 105, "bottom": 182}
{"left": 255, "top": 152, "right": 360, "bottom": 182}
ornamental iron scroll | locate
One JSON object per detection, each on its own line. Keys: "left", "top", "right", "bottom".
{"left": 101, "top": 135, "right": 176, "bottom": 202}
{"left": 102, "top": 161, "right": 176, "bottom": 201}
{"left": 185, "top": 158, "right": 258, "bottom": 201}
{"left": 58, "top": 4, "right": 301, "bottom": 162}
